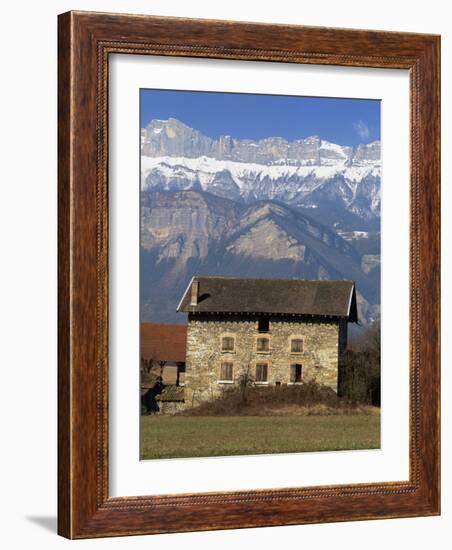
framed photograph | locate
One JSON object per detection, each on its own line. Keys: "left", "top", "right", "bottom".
{"left": 58, "top": 11, "right": 440, "bottom": 538}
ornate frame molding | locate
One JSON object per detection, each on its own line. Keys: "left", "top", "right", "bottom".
{"left": 58, "top": 11, "right": 440, "bottom": 538}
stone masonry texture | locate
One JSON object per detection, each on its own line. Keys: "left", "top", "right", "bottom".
{"left": 184, "top": 313, "right": 344, "bottom": 408}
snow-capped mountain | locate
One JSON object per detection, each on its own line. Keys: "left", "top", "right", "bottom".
{"left": 141, "top": 118, "right": 381, "bottom": 222}
{"left": 140, "top": 118, "right": 381, "bottom": 325}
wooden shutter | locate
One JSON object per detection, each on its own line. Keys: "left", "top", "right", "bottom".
{"left": 291, "top": 338, "right": 303, "bottom": 353}
{"left": 256, "top": 363, "right": 268, "bottom": 382}
{"left": 221, "top": 336, "right": 234, "bottom": 351}
{"left": 257, "top": 337, "right": 269, "bottom": 352}
{"left": 220, "top": 362, "right": 233, "bottom": 381}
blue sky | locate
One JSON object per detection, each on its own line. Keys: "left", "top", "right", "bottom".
{"left": 140, "top": 89, "right": 380, "bottom": 146}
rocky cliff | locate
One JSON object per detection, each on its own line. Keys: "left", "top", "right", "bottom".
{"left": 140, "top": 119, "right": 381, "bottom": 325}
{"left": 140, "top": 190, "right": 380, "bottom": 325}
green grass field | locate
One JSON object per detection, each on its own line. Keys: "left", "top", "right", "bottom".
{"left": 140, "top": 413, "right": 380, "bottom": 460}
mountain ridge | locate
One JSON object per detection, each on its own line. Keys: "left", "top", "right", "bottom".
{"left": 141, "top": 118, "right": 381, "bottom": 223}
{"left": 140, "top": 190, "right": 380, "bottom": 325}
{"left": 141, "top": 117, "right": 380, "bottom": 166}
{"left": 140, "top": 118, "right": 381, "bottom": 325}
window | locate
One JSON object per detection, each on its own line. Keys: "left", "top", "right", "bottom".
{"left": 291, "top": 338, "right": 304, "bottom": 353}
{"left": 255, "top": 363, "right": 268, "bottom": 382}
{"left": 221, "top": 336, "right": 235, "bottom": 352}
{"left": 219, "top": 362, "right": 234, "bottom": 381}
{"left": 256, "top": 337, "right": 270, "bottom": 352}
{"left": 290, "top": 363, "right": 303, "bottom": 383}
{"left": 258, "top": 317, "right": 269, "bottom": 333}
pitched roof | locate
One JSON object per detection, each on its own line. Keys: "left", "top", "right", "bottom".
{"left": 156, "top": 385, "right": 185, "bottom": 402}
{"left": 177, "top": 277, "right": 357, "bottom": 321}
{"left": 141, "top": 323, "right": 187, "bottom": 362}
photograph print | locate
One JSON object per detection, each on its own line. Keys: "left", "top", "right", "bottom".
{"left": 139, "top": 89, "right": 381, "bottom": 460}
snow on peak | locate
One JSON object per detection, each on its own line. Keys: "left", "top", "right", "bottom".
{"left": 141, "top": 154, "right": 380, "bottom": 193}
{"left": 320, "top": 140, "right": 347, "bottom": 156}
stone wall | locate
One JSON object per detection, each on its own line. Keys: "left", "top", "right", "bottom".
{"left": 184, "top": 314, "right": 342, "bottom": 408}
{"left": 157, "top": 401, "right": 185, "bottom": 415}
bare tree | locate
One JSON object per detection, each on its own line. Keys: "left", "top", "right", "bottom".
{"left": 236, "top": 353, "right": 254, "bottom": 406}
{"left": 339, "top": 320, "right": 381, "bottom": 405}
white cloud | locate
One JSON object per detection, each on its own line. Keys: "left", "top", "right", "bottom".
{"left": 353, "top": 120, "right": 370, "bottom": 141}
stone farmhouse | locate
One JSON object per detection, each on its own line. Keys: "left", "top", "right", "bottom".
{"left": 177, "top": 276, "right": 358, "bottom": 408}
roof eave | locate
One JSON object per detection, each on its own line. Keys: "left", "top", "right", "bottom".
{"left": 176, "top": 276, "right": 195, "bottom": 312}
{"left": 347, "top": 284, "right": 359, "bottom": 323}
{"left": 187, "top": 310, "right": 349, "bottom": 319}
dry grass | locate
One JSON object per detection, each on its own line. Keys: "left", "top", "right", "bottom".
{"left": 140, "top": 412, "right": 381, "bottom": 460}
{"left": 260, "top": 404, "right": 380, "bottom": 416}
{"left": 178, "top": 380, "right": 375, "bottom": 417}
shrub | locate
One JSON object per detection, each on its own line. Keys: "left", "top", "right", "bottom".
{"left": 179, "top": 380, "right": 348, "bottom": 416}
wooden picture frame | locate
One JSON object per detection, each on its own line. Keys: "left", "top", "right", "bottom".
{"left": 58, "top": 10, "right": 440, "bottom": 538}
